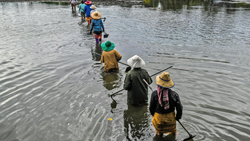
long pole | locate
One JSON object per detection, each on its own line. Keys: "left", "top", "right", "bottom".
{"left": 108, "top": 65, "right": 173, "bottom": 97}
{"left": 177, "top": 120, "right": 196, "bottom": 140}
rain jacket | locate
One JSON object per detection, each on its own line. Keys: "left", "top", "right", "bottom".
{"left": 100, "top": 50, "right": 122, "bottom": 70}
{"left": 79, "top": 3, "right": 85, "bottom": 12}
{"left": 84, "top": 4, "right": 92, "bottom": 17}
{"left": 149, "top": 89, "right": 183, "bottom": 120}
{"left": 90, "top": 19, "right": 105, "bottom": 32}
{"left": 124, "top": 68, "right": 152, "bottom": 105}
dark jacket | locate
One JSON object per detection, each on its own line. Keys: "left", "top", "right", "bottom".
{"left": 149, "top": 89, "right": 183, "bottom": 119}
{"left": 123, "top": 68, "right": 152, "bottom": 105}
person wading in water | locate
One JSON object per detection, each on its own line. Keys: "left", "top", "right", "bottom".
{"left": 100, "top": 41, "right": 122, "bottom": 73}
{"left": 84, "top": 0, "right": 92, "bottom": 25}
{"left": 149, "top": 71, "right": 183, "bottom": 137}
{"left": 70, "top": 0, "right": 77, "bottom": 12}
{"left": 123, "top": 55, "right": 152, "bottom": 106}
{"left": 78, "top": 0, "right": 86, "bottom": 22}
{"left": 90, "top": 11, "right": 105, "bottom": 44}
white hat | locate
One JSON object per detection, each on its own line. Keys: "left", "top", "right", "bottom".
{"left": 127, "top": 55, "right": 145, "bottom": 68}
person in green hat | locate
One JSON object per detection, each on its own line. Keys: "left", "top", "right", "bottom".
{"left": 100, "top": 41, "right": 122, "bottom": 72}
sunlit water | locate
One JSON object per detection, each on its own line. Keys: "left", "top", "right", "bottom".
{"left": 0, "top": 1, "right": 250, "bottom": 141}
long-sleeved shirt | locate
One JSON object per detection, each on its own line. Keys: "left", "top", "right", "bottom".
{"left": 149, "top": 89, "right": 183, "bottom": 119}
{"left": 79, "top": 3, "right": 85, "bottom": 12}
{"left": 84, "top": 4, "right": 92, "bottom": 17}
{"left": 124, "top": 68, "right": 152, "bottom": 105}
{"left": 90, "top": 19, "right": 105, "bottom": 32}
{"left": 100, "top": 49, "right": 122, "bottom": 70}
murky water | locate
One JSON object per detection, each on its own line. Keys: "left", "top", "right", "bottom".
{"left": 1, "top": 1, "right": 250, "bottom": 141}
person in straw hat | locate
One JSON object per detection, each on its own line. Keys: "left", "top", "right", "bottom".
{"left": 90, "top": 5, "right": 96, "bottom": 14}
{"left": 90, "top": 11, "right": 105, "bottom": 44}
{"left": 84, "top": 0, "right": 92, "bottom": 25}
{"left": 123, "top": 55, "right": 152, "bottom": 106}
{"left": 100, "top": 41, "right": 122, "bottom": 72}
{"left": 149, "top": 71, "right": 183, "bottom": 137}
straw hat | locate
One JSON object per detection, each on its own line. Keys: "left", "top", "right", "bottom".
{"left": 127, "top": 55, "right": 145, "bottom": 68}
{"left": 156, "top": 71, "right": 175, "bottom": 88}
{"left": 101, "top": 41, "right": 115, "bottom": 51}
{"left": 85, "top": 0, "right": 91, "bottom": 5}
{"left": 91, "top": 11, "right": 102, "bottom": 20}
{"left": 90, "top": 5, "right": 96, "bottom": 9}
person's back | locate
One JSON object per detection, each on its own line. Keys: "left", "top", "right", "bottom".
{"left": 91, "top": 19, "right": 104, "bottom": 32}
{"left": 100, "top": 41, "right": 122, "bottom": 72}
{"left": 124, "top": 68, "right": 152, "bottom": 105}
{"left": 123, "top": 55, "right": 152, "bottom": 105}
{"left": 90, "top": 11, "right": 105, "bottom": 44}
{"left": 84, "top": 4, "right": 92, "bottom": 17}
{"left": 149, "top": 71, "right": 183, "bottom": 136}
{"left": 79, "top": 3, "right": 85, "bottom": 12}
{"left": 101, "top": 50, "right": 120, "bottom": 70}
{"left": 149, "top": 89, "right": 182, "bottom": 117}
{"left": 84, "top": 1, "right": 92, "bottom": 25}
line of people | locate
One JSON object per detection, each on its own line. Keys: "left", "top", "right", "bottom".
{"left": 99, "top": 40, "right": 183, "bottom": 138}
{"left": 73, "top": 1, "right": 184, "bottom": 138}
{"left": 78, "top": 0, "right": 105, "bottom": 44}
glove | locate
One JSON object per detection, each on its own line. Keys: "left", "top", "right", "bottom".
{"left": 175, "top": 117, "right": 181, "bottom": 121}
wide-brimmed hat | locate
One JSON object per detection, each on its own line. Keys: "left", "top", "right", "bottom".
{"left": 85, "top": 0, "right": 91, "bottom": 5}
{"left": 156, "top": 71, "right": 175, "bottom": 88}
{"left": 90, "top": 5, "right": 96, "bottom": 9}
{"left": 127, "top": 55, "right": 145, "bottom": 68}
{"left": 91, "top": 11, "right": 101, "bottom": 19}
{"left": 101, "top": 41, "right": 115, "bottom": 51}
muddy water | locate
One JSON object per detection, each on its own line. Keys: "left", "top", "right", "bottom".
{"left": 0, "top": 1, "right": 250, "bottom": 141}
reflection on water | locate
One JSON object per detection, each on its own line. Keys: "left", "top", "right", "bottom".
{"left": 144, "top": 0, "right": 250, "bottom": 10}
{"left": 124, "top": 104, "right": 150, "bottom": 141}
{"left": 101, "top": 71, "right": 122, "bottom": 90}
{"left": 0, "top": 1, "right": 250, "bottom": 141}
{"left": 91, "top": 44, "right": 103, "bottom": 61}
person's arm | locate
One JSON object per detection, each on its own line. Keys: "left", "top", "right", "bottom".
{"left": 149, "top": 91, "right": 157, "bottom": 116}
{"left": 90, "top": 20, "right": 94, "bottom": 34}
{"left": 84, "top": 5, "right": 87, "bottom": 13}
{"left": 123, "top": 74, "right": 131, "bottom": 90}
{"left": 172, "top": 90, "right": 183, "bottom": 120}
{"left": 100, "top": 53, "right": 104, "bottom": 63}
{"left": 83, "top": 4, "right": 85, "bottom": 11}
{"left": 114, "top": 50, "right": 122, "bottom": 61}
{"left": 146, "top": 70, "right": 153, "bottom": 84}
{"left": 101, "top": 20, "right": 105, "bottom": 32}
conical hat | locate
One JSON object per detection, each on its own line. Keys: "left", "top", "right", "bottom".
{"left": 127, "top": 55, "right": 145, "bottom": 68}
{"left": 91, "top": 11, "right": 102, "bottom": 20}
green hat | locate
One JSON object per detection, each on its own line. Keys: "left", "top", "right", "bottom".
{"left": 101, "top": 41, "right": 115, "bottom": 51}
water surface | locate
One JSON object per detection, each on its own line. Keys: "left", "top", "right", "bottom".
{"left": 0, "top": 1, "right": 250, "bottom": 141}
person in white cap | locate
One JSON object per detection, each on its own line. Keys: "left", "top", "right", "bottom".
{"left": 123, "top": 55, "right": 152, "bottom": 106}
